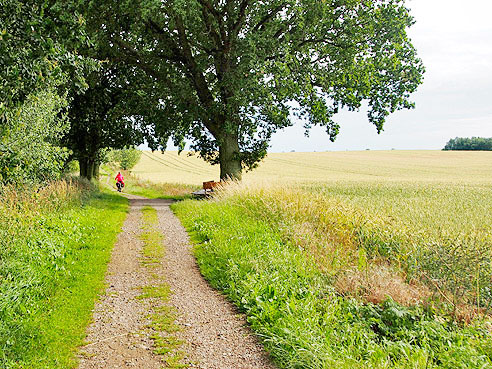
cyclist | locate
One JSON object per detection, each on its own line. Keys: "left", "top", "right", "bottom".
{"left": 115, "top": 172, "right": 125, "bottom": 192}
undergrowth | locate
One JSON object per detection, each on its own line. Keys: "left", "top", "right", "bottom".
{"left": 172, "top": 182, "right": 492, "bottom": 369}
{"left": 0, "top": 179, "right": 128, "bottom": 368}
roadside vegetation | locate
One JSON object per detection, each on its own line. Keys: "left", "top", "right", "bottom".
{"left": 173, "top": 181, "right": 492, "bottom": 368}
{"left": 0, "top": 179, "right": 128, "bottom": 368}
{"left": 101, "top": 150, "right": 198, "bottom": 200}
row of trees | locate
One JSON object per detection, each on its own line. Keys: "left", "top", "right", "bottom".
{"left": 1, "top": 0, "right": 425, "bottom": 183}
{"left": 443, "top": 137, "right": 492, "bottom": 151}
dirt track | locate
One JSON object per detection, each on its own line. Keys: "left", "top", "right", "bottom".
{"left": 78, "top": 194, "right": 275, "bottom": 369}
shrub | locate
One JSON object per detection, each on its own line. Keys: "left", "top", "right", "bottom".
{"left": 0, "top": 89, "right": 69, "bottom": 184}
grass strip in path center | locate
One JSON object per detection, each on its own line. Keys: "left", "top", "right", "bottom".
{"left": 138, "top": 205, "right": 188, "bottom": 368}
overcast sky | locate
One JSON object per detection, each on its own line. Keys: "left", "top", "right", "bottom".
{"left": 162, "top": 0, "right": 492, "bottom": 152}
{"left": 269, "top": 0, "right": 492, "bottom": 152}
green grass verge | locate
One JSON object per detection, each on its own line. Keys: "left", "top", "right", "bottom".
{"left": 0, "top": 184, "right": 128, "bottom": 368}
{"left": 124, "top": 183, "right": 177, "bottom": 199}
{"left": 172, "top": 198, "right": 492, "bottom": 369}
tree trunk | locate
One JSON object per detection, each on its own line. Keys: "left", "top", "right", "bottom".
{"left": 86, "top": 160, "right": 95, "bottom": 181}
{"left": 79, "top": 158, "right": 88, "bottom": 178}
{"left": 92, "top": 162, "right": 100, "bottom": 179}
{"left": 79, "top": 157, "right": 96, "bottom": 180}
{"left": 219, "top": 133, "right": 242, "bottom": 180}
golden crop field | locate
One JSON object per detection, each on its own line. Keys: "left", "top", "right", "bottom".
{"left": 133, "top": 149, "right": 492, "bottom": 249}
{"left": 133, "top": 150, "right": 492, "bottom": 186}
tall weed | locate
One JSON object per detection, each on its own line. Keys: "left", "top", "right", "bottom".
{"left": 212, "top": 182, "right": 492, "bottom": 318}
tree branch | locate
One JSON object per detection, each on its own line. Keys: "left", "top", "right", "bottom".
{"left": 230, "top": 0, "right": 251, "bottom": 38}
{"left": 197, "top": 0, "right": 227, "bottom": 43}
{"left": 145, "top": 19, "right": 187, "bottom": 62}
{"left": 253, "top": 3, "right": 287, "bottom": 32}
{"left": 173, "top": 14, "right": 221, "bottom": 137}
{"left": 199, "top": 4, "right": 223, "bottom": 51}
{"left": 111, "top": 37, "right": 173, "bottom": 84}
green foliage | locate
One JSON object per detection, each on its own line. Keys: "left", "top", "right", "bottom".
{"left": 172, "top": 191, "right": 492, "bottom": 368}
{"left": 0, "top": 0, "right": 97, "bottom": 184}
{"left": 443, "top": 137, "right": 492, "bottom": 151}
{"left": 108, "top": 148, "right": 142, "bottom": 170}
{"left": 64, "top": 66, "right": 150, "bottom": 179}
{"left": 0, "top": 89, "right": 70, "bottom": 184}
{"left": 85, "top": 0, "right": 424, "bottom": 179}
{"left": 0, "top": 180, "right": 128, "bottom": 368}
{"left": 0, "top": 0, "right": 94, "bottom": 121}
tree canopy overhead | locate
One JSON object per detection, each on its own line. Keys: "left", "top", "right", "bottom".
{"left": 87, "top": 0, "right": 424, "bottom": 179}
{"left": 0, "top": 0, "right": 93, "bottom": 120}
{"left": 0, "top": 0, "right": 96, "bottom": 184}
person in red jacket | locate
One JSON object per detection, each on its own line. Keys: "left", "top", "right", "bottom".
{"left": 115, "top": 172, "right": 124, "bottom": 192}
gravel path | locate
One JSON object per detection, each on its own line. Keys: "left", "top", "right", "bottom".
{"left": 78, "top": 194, "right": 276, "bottom": 369}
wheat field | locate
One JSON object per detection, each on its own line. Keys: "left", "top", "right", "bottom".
{"left": 132, "top": 149, "right": 492, "bottom": 251}
{"left": 132, "top": 149, "right": 492, "bottom": 366}
{"left": 133, "top": 150, "right": 492, "bottom": 186}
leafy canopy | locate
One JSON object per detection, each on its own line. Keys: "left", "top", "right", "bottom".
{"left": 89, "top": 0, "right": 424, "bottom": 176}
{"left": 63, "top": 61, "right": 162, "bottom": 177}
{"left": 0, "top": 0, "right": 97, "bottom": 184}
{"left": 0, "top": 0, "right": 93, "bottom": 120}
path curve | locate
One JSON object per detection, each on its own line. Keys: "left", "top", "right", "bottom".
{"left": 78, "top": 194, "right": 276, "bottom": 369}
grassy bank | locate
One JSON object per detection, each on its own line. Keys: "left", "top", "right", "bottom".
{"left": 122, "top": 175, "right": 197, "bottom": 200}
{"left": 0, "top": 180, "right": 128, "bottom": 368}
{"left": 172, "top": 182, "right": 492, "bottom": 368}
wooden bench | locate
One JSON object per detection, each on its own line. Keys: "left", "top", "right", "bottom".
{"left": 192, "top": 180, "right": 221, "bottom": 198}
{"left": 202, "top": 180, "right": 220, "bottom": 191}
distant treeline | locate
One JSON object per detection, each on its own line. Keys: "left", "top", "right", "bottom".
{"left": 443, "top": 137, "right": 492, "bottom": 151}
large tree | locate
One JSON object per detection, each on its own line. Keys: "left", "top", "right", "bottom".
{"left": 0, "top": 0, "right": 96, "bottom": 184}
{"left": 64, "top": 64, "right": 156, "bottom": 179}
{"left": 86, "top": 0, "right": 424, "bottom": 180}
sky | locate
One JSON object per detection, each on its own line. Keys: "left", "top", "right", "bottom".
{"left": 162, "top": 0, "right": 492, "bottom": 152}
{"left": 268, "top": 0, "right": 492, "bottom": 152}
